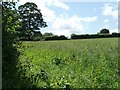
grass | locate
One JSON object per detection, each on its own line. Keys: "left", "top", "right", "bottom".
{"left": 18, "top": 38, "right": 119, "bottom": 88}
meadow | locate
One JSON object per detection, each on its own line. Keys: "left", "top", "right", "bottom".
{"left": 18, "top": 38, "right": 119, "bottom": 88}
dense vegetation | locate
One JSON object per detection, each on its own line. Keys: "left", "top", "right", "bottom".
{"left": 18, "top": 38, "right": 119, "bottom": 88}
{"left": 2, "top": 2, "right": 21, "bottom": 88}
{"left": 2, "top": 1, "right": 119, "bottom": 89}
{"left": 20, "top": 32, "right": 120, "bottom": 41}
{"left": 45, "top": 35, "right": 68, "bottom": 41}
{"left": 2, "top": 2, "right": 47, "bottom": 88}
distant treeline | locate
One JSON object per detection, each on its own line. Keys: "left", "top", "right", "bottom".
{"left": 20, "top": 32, "right": 120, "bottom": 41}
{"left": 45, "top": 35, "right": 68, "bottom": 41}
{"left": 45, "top": 33, "right": 120, "bottom": 40}
{"left": 19, "top": 27, "right": 120, "bottom": 41}
{"left": 71, "top": 33, "right": 120, "bottom": 39}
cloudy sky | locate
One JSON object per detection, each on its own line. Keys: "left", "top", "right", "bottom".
{"left": 17, "top": 0, "right": 119, "bottom": 37}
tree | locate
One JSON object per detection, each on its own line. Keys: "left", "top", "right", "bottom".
{"left": 2, "top": 2, "right": 21, "bottom": 88}
{"left": 43, "top": 32, "right": 54, "bottom": 37}
{"left": 18, "top": 2, "right": 47, "bottom": 39}
{"left": 2, "top": 2, "right": 20, "bottom": 64}
{"left": 42, "top": 32, "right": 54, "bottom": 40}
{"left": 71, "top": 33, "right": 76, "bottom": 39}
{"left": 71, "top": 33, "right": 76, "bottom": 37}
{"left": 31, "top": 31, "right": 43, "bottom": 41}
{"left": 100, "top": 28, "right": 110, "bottom": 34}
{"left": 33, "top": 30, "right": 42, "bottom": 37}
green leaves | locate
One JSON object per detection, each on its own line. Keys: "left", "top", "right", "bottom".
{"left": 19, "top": 38, "right": 119, "bottom": 88}
{"left": 2, "top": 2, "right": 22, "bottom": 88}
{"left": 18, "top": 2, "right": 47, "bottom": 37}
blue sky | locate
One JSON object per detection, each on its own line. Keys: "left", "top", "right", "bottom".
{"left": 18, "top": 0, "right": 118, "bottom": 37}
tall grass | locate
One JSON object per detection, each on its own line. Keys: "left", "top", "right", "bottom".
{"left": 18, "top": 38, "right": 119, "bottom": 88}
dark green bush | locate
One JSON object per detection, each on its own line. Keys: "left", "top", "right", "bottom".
{"left": 2, "top": 2, "right": 22, "bottom": 88}
{"left": 45, "top": 35, "right": 68, "bottom": 41}
{"left": 71, "top": 33, "right": 120, "bottom": 39}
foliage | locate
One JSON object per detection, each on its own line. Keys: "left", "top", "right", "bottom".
{"left": 2, "top": 2, "right": 37, "bottom": 88}
{"left": 100, "top": 28, "right": 110, "bottom": 34}
{"left": 71, "top": 33, "right": 76, "bottom": 38}
{"left": 2, "top": 2, "right": 21, "bottom": 88}
{"left": 33, "top": 31, "right": 42, "bottom": 37}
{"left": 18, "top": 2, "right": 47, "bottom": 39}
{"left": 31, "top": 31, "right": 43, "bottom": 41}
{"left": 71, "top": 33, "right": 120, "bottom": 39}
{"left": 112, "top": 32, "right": 120, "bottom": 37}
{"left": 20, "top": 38, "right": 119, "bottom": 88}
{"left": 43, "top": 32, "right": 54, "bottom": 37}
{"left": 45, "top": 35, "right": 68, "bottom": 41}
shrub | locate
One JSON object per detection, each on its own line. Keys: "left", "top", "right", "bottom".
{"left": 45, "top": 35, "right": 68, "bottom": 41}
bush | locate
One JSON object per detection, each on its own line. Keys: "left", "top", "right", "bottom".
{"left": 45, "top": 35, "right": 68, "bottom": 41}
{"left": 2, "top": 2, "right": 22, "bottom": 88}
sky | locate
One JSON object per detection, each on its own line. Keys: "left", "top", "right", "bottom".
{"left": 16, "top": 0, "right": 119, "bottom": 37}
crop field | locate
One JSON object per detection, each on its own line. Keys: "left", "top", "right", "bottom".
{"left": 18, "top": 38, "right": 119, "bottom": 88}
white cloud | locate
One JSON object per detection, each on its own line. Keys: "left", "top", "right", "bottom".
{"left": 43, "top": 0, "right": 69, "bottom": 10}
{"left": 110, "top": 28, "right": 118, "bottom": 33}
{"left": 103, "top": 19, "right": 109, "bottom": 23}
{"left": 50, "top": 0, "right": 69, "bottom": 10}
{"left": 79, "top": 16, "right": 97, "bottom": 22}
{"left": 51, "top": 15, "right": 84, "bottom": 37}
{"left": 40, "top": 6, "right": 56, "bottom": 22}
{"left": 102, "top": 3, "right": 118, "bottom": 19}
{"left": 47, "top": 14, "right": 98, "bottom": 37}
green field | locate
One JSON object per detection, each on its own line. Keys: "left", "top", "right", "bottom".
{"left": 18, "top": 38, "right": 119, "bottom": 88}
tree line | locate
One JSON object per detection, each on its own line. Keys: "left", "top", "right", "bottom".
{"left": 19, "top": 27, "right": 120, "bottom": 41}
{"left": 71, "top": 29, "right": 120, "bottom": 39}
{"left": 21, "top": 28, "right": 120, "bottom": 41}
